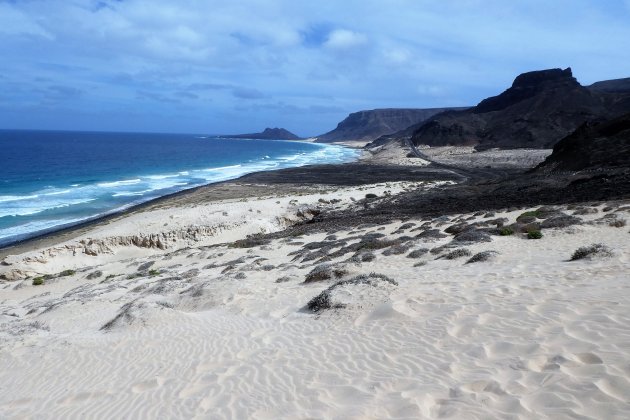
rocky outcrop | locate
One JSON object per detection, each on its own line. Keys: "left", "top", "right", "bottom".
{"left": 409, "top": 68, "right": 630, "bottom": 150}
{"left": 220, "top": 127, "right": 301, "bottom": 140}
{"left": 317, "top": 108, "right": 467, "bottom": 143}
{"left": 534, "top": 112, "right": 630, "bottom": 172}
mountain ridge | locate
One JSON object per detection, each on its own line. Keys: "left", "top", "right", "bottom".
{"left": 405, "top": 68, "right": 630, "bottom": 150}
{"left": 316, "top": 107, "right": 468, "bottom": 143}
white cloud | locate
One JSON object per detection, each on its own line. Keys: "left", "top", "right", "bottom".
{"left": 0, "top": 4, "right": 52, "bottom": 39}
{"left": 324, "top": 29, "right": 368, "bottom": 50}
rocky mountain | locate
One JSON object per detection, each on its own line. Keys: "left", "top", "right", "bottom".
{"left": 408, "top": 68, "right": 630, "bottom": 150}
{"left": 220, "top": 127, "right": 301, "bottom": 140}
{"left": 589, "top": 77, "right": 630, "bottom": 94}
{"left": 316, "top": 108, "right": 466, "bottom": 143}
{"left": 534, "top": 112, "right": 630, "bottom": 172}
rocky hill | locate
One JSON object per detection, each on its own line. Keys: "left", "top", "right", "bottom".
{"left": 589, "top": 77, "right": 630, "bottom": 94}
{"left": 220, "top": 127, "right": 301, "bottom": 140}
{"left": 534, "top": 112, "right": 630, "bottom": 172}
{"left": 316, "top": 108, "right": 466, "bottom": 143}
{"left": 409, "top": 68, "right": 630, "bottom": 150}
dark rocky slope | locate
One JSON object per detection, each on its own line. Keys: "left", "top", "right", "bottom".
{"left": 589, "top": 77, "right": 630, "bottom": 94}
{"left": 316, "top": 108, "right": 466, "bottom": 143}
{"left": 535, "top": 112, "right": 630, "bottom": 172}
{"left": 220, "top": 127, "right": 301, "bottom": 140}
{"left": 409, "top": 68, "right": 630, "bottom": 150}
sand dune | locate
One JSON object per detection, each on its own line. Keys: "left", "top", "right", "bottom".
{"left": 1, "top": 193, "right": 629, "bottom": 418}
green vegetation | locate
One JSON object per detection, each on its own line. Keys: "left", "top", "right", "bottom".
{"left": 527, "top": 230, "right": 543, "bottom": 239}
{"left": 32, "top": 277, "right": 44, "bottom": 286}
{"left": 517, "top": 210, "right": 540, "bottom": 220}
{"left": 148, "top": 269, "right": 161, "bottom": 276}
{"left": 59, "top": 269, "right": 76, "bottom": 277}
{"left": 499, "top": 227, "right": 514, "bottom": 236}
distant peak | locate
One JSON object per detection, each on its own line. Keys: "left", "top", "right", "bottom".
{"left": 512, "top": 67, "right": 576, "bottom": 88}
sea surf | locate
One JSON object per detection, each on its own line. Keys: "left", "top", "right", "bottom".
{"left": 0, "top": 130, "right": 359, "bottom": 246}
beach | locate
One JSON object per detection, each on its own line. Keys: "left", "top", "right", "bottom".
{"left": 1, "top": 147, "right": 630, "bottom": 419}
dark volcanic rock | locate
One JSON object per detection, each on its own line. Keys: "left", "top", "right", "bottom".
{"left": 316, "top": 108, "right": 466, "bottom": 143}
{"left": 589, "top": 78, "right": 630, "bottom": 94}
{"left": 409, "top": 68, "right": 630, "bottom": 150}
{"left": 534, "top": 112, "right": 630, "bottom": 172}
{"left": 221, "top": 127, "right": 301, "bottom": 140}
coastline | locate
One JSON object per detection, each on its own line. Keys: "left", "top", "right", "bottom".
{"left": 0, "top": 140, "right": 363, "bottom": 253}
{"left": 1, "top": 146, "right": 629, "bottom": 418}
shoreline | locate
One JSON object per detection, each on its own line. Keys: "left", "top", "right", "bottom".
{"left": 0, "top": 158, "right": 459, "bottom": 261}
{"left": 0, "top": 136, "right": 362, "bottom": 252}
{"left": 0, "top": 142, "right": 365, "bottom": 254}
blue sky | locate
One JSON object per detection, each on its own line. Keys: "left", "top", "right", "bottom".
{"left": 1, "top": 0, "right": 629, "bottom": 136}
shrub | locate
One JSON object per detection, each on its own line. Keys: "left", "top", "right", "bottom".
{"left": 305, "top": 272, "right": 397, "bottom": 313}
{"left": 304, "top": 264, "right": 332, "bottom": 283}
{"left": 407, "top": 248, "right": 429, "bottom": 258}
{"left": 148, "top": 269, "right": 161, "bottom": 276}
{"left": 570, "top": 243, "right": 613, "bottom": 261}
{"left": 361, "top": 252, "right": 376, "bottom": 262}
{"left": 32, "top": 277, "right": 44, "bottom": 286}
{"left": 499, "top": 227, "right": 514, "bottom": 236}
{"left": 527, "top": 230, "right": 543, "bottom": 239}
{"left": 415, "top": 229, "right": 448, "bottom": 240}
{"left": 59, "top": 269, "right": 76, "bottom": 277}
{"left": 439, "top": 248, "right": 472, "bottom": 260}
{"left": 382, "top": 243, "right": 413, "bottom": 256}
{"left": 86, "top": 270, "right": 103, "bottom": 280}
{"left": 466, "top": 251, "right": 498, "bottom": 264}
{"left": 229, "top": 234, "right": 270, "bottom": 248}
{"left": 453, "top": 230, "right": 492, "bottom": 243}
{"left": 609, "top": 219, "right": 627, "bottom": 228}
{"left": 517, "top": 211, "right": 539, "bottom": 221}
{"left": 444, "top": 223, "right": 470, "bottom": 235}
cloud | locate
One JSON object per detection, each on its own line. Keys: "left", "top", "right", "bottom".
{"left": 324, "top": 29, "right": 368, "bottom": 50}
{"left": 0, "top": 3, "right": 52, "bottom": 38}
{"left": 0, "top": 0, "right": 629, "bottom": 135}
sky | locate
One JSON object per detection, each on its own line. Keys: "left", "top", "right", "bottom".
{"left": 1, "top": 0, "right": 629, "bottom": 136}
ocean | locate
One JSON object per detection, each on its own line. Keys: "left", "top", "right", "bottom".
{"left": 0, "top": 130, "right": 359, "bottom": 246}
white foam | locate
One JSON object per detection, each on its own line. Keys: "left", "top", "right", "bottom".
{"left": 97, "top": 179, "right": 142, "bottom": 188}
{"left": 0, "top": 194, "right": 39, "bottom": 203}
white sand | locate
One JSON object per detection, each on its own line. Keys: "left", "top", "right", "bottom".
{"left": 1, "top": 192, "right": 629, "bottom": 418}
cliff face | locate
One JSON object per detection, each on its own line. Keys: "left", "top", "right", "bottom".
{"left": 534, "top": 112, "right": 630, "bottom": 172}
{"left": 316, "top": 108, "right": 467, "bottom": 143}
{"left": 222, "top": 127, "right": 301, "bottom": 140}
{"left": 410, "top": 68, "right": 630, "bottom": 150}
